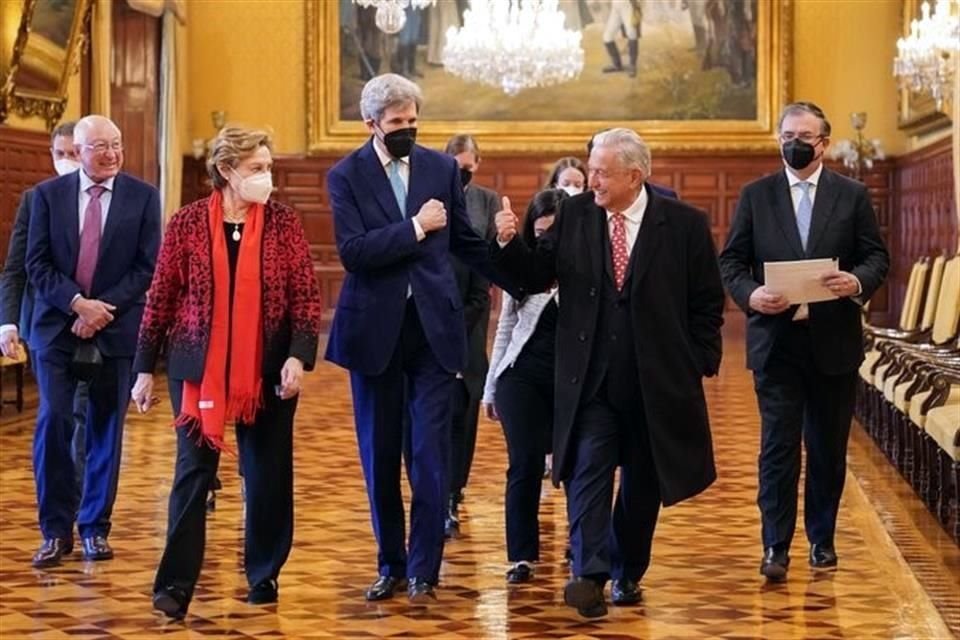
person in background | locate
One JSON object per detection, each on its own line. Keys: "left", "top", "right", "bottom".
{"left": 482, "top": 188, "right": 565, "bottom": 583}
{"left": 26, "top": 115, "right": 162, "bottom": 569}
{"left": 1, "top": 121, "right": 89, "bottom": 490}
{"left": 546, "top": 157, "right": 588, "bottom": 197}
{"left": 440, "top": 133, "right": 499, "bottom": 538}
{"left": 131, "top": 125, "right": 322, "bottom": 618}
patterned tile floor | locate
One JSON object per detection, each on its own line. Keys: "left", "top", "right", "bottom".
{"left": 0, "top": 321, "right": 957, "bottom": 639}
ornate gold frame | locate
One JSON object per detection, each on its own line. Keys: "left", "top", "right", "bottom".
{"left": 0, "top": 0, "right": 93, "bottom": 130}
{"left": 306, "top": 0, "right": 791, "bottom": 153}
{"left": 896, "top": 0, "right": 953, "bottom": 135}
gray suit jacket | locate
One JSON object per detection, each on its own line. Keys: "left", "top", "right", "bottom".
{"left": 464, "top": 184, "right": 498, "bottom": 239}
{"left": 0, "top": 189, "right": 34, "bottom": 340}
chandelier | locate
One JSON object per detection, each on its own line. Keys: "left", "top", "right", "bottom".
{"left": 352, "top": 0, "right": 436, "bottom": 35}
{"left": 442, "top": 0, "right": 584, "bottom": 96}
{"left": 893, "top": 0, "right": 960, "bottom": 110}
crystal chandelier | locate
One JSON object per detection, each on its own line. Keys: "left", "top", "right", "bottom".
{"left": 893, "top": 0, "right": 960, "bottom": 110}
{"left": 442, "top": 0, "right": 584, "bottom": 96}
{"left": 352, "top": 0, "right": 436, "bottom": 35}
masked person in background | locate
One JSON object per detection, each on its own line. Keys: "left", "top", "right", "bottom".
{"left": 546, "top": 157, "right": 588, "bottom": 198}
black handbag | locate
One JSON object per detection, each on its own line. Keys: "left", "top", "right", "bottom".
{"left": 70, "top": 341, "right": 103, "bottom": 382}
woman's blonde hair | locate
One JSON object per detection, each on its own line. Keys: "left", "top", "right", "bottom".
{"left": 206, "top": 125, "right": 273, "bottom": 189}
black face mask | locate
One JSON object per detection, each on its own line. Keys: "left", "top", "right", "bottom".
{"left": 782, "top": 139, "right": 818, "bottom": 170}
{"left": 459, "top": 167, "right": 473, "bottom": 188}
{"left": 379, "top": 126, "right": 417, "bottom": 158}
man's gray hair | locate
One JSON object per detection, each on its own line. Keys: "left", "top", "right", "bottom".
{"left": 360, "top": 73, "right": 423, "bottom": 122}
{"left": 591, "top": 128, "right": 651, "bottom": 176}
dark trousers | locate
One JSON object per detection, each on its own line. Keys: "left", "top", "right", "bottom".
{"left": 32, "top": 347, "right": 130, "bottom": 540}
{"left": 153, "top": 378, "right": 297, "bottom": 605}
{"left": 351, "top": 301, "right": 453, "bottom": 583}
{"left": 565, "top": 391, "right": 661, "bottom": 583}
{"left": 754, "top": 322, "right": 858, "bottom": 551}
{"left": 495, "top": 366, "right": 553, "bottom": 562}
{"left": 72, "top": 382, "right": 89, "bottom": 491}
{"left": 448, "top": 380, "right": 480, "bottom": 498}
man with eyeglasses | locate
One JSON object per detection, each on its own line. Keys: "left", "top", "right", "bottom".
{"left": 719, "top": 102, "right": 889, "bottom": 582}
{"left": 25, "top": 114, "right": 161, "bottom": 568}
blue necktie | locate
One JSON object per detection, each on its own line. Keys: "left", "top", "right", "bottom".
{"left": 388, "top": 160, "right": 407, "bottom": 217}
{"left": 796, "top": 181, "right": 812, "bottom": 251}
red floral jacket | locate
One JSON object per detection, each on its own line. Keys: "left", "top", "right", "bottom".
{"left": 134, "top": 197, "right": 322, "bottom": 382}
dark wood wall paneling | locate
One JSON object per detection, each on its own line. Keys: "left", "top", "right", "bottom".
{"left": 182, "top": 151, "right": 901, "bottom": 321}
{"left": 892, "top": 136, "right": 958, "bottom": 322}
{"left": 110, "top": 0, "right": 160, "bottom": 185}
{"left": 0, "top": 128, "right": 53, "bottom": 264}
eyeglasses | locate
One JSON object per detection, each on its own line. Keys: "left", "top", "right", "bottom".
{"left": 82, "top": 141, "right": 124, "bottom": 153}
{"left": 586, "top": 168, "right": 628, "bottom": 179}
{"left": 779, "top": 132, "right": 824, "bottom": 144}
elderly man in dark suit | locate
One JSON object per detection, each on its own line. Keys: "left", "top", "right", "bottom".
{"left": 325, "top": 74, "right": 513, "bottom": 603}
{"left": 26, "top": 114, "right": 161, "bottom": 568}
{"left": 719, "top": 102, "right": 889, "bottom": 582}
{"left": 494, "top": 128, "right": 725, "bottom": 618}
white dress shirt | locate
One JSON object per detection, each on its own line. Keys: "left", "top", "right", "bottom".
{"left": 605, "top": 185, "right": 648, "bottom": 256}
{"left": 372, "top": 138, "right": 425, "bottom": 241}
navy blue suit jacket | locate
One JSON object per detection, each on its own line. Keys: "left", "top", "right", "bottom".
{"left": 649, "top": 182, "right": 678, "bottom": 199}
{"left": 325, "top": 139, "right": 508, "bottom": 376}
{"left": 26, "top": 171, "right": 162, "bottom": 358}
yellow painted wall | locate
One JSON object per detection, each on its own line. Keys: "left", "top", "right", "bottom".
{"left": 793, "top": 0, "right": 907, "bottom": 155}
{"left": 186, "top": 0, "right": 304, "bottom": 154}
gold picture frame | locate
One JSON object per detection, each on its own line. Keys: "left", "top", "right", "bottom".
{"left": 897, "top": 0, "right": 952, "bottom": 135}
{"left": 306, "top": 0, "right": 792, "bottom": 153}
{"left": 0, "top": 0, "right": 93, "bottom": 131}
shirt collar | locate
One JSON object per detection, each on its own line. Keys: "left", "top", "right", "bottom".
{"left": 784, "top": 163, "right": 823, "bottom": 188}
{"left": 79, "top": 170, "right": 115, "bottom": 193}
{"left": 605, "top": 185, "right": 648, "bottom": 224}
{"left": 372, "top": 136, "right": 409, "bottom": 168}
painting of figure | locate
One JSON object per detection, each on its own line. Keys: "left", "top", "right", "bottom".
{"left": 337, "top": 0, "right": 760, "bottom": 122}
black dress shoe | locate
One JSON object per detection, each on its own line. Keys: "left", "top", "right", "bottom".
{"left": 407, "top": 578, "right": 437, "bottom": 604}
{"left": 248, "top": 578, "right": 278, "bottom": 604}
{"left": 506, "top": 562, "right": 533, "bottom": 584}
{"left": 81, "top": 536, "right": 114, "bottom": 561}
{"left": 153, "top": 586, "right": 188, "bottom": 620}
{"left": 611, "top": 578, "right": 642, "bottom": 605}
{"left": 809, "top": 543, "right": 838, "bottom": 570}
{"left": 563, "top": 577, "right": 607, "bottom": 618}
{"left": 31, "top": 538, "right": 73, "bottom": 568}
{"left": 760, "top": 547, "right": 789, "bottom": 582}
{"left": 365, "top": 575, "right": 408, "bottom": 601}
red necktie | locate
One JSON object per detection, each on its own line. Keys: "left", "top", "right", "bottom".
{"left": 610, "top": 213, "right": 629, "bottom": 291}
{"left": 75, "top": 185, "right": 105, "bottom": 295}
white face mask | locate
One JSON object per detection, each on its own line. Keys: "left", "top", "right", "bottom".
{"left": 560, "top": 184, "right": 583, "bottom": 196}
{"left": 231, "top": 168, "right": 273, "bottom": 204}
{"left": 54, "top": 158, "right": 81, "bottom": 176}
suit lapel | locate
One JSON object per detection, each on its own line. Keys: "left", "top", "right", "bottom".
{"left": 358, "top": 139, "right": 404, "bottom": 223}
{"left": 582, "top": 201, "right": 605, "bottom": 287}
{"left": 406, "top": 145, "right": 431, "bottom": 220}
{"left": 628, "top": 186, "right": 664, "bottom": 290}
{"left": 805, "top": 169, "right": 840, "bottom": 257}
{"left": 97, "top": 174, "right": 124, "bottom": 263}
{"left": 63, "top": 173, "right": 80, "bottom": 267}
{"left": 767, "top": 171, "right": 805, "bottom": 259}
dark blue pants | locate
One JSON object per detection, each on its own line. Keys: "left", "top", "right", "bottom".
{"left": 153, "top": 379, "right": 297, "bottom": 606}
{"left": 72, "top": 381, "right": 89, "bottom": 491}
{"left": 495, "top": 366, "right": 553, "bottom": 563}
{"left": 754, "top": 322, "right": 857, "bottom": 551}
{"left": 351, "top": 301, "right": 453, "bottom": 584}
{"left": 565, "top": 394, "right": 661, "bottom": 583}
{"left": 32, "top": 347, "right": 130, "bottom": 540}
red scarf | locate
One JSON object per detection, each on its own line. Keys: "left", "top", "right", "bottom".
{"left": 176, "top": 190, "right": 264, "bottom": 450}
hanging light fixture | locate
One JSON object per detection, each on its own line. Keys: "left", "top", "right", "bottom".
{"left": 442, "top": 0, "right": 584, "bottom": 96}
{"left": 352, "top": 0, "right": 436, "bottom": 35}
{"left": 893, "top": 0, "right": 960, "bottom": 110}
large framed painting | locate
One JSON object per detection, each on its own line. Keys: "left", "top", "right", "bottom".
{"left": 307, "top": 0, "right": 791, "bottom": 153}
{"left": 897, "top": 0, "right": 953, "bottom": 135}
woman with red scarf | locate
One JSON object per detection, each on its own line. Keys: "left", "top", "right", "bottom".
{"left": 130, "top": 126, "right": 322, "bottom": 619}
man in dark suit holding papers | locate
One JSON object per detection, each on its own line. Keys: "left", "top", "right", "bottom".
{"left": 719, "top": 102, "right": 889, "bottom": 582}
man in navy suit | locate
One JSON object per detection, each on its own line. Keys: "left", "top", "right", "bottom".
{"left": 325, "top": 74, "right": 510, "bottom": 603}
{"left": 720, "top": 102, "right": 889, "bottom": 581}
{"left": 26, "top": 115, "right": 161, "bottom": 568}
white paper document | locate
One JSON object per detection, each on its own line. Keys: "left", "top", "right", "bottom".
{"left": 763, "top": 258, "right": 839, "bottom": 304}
